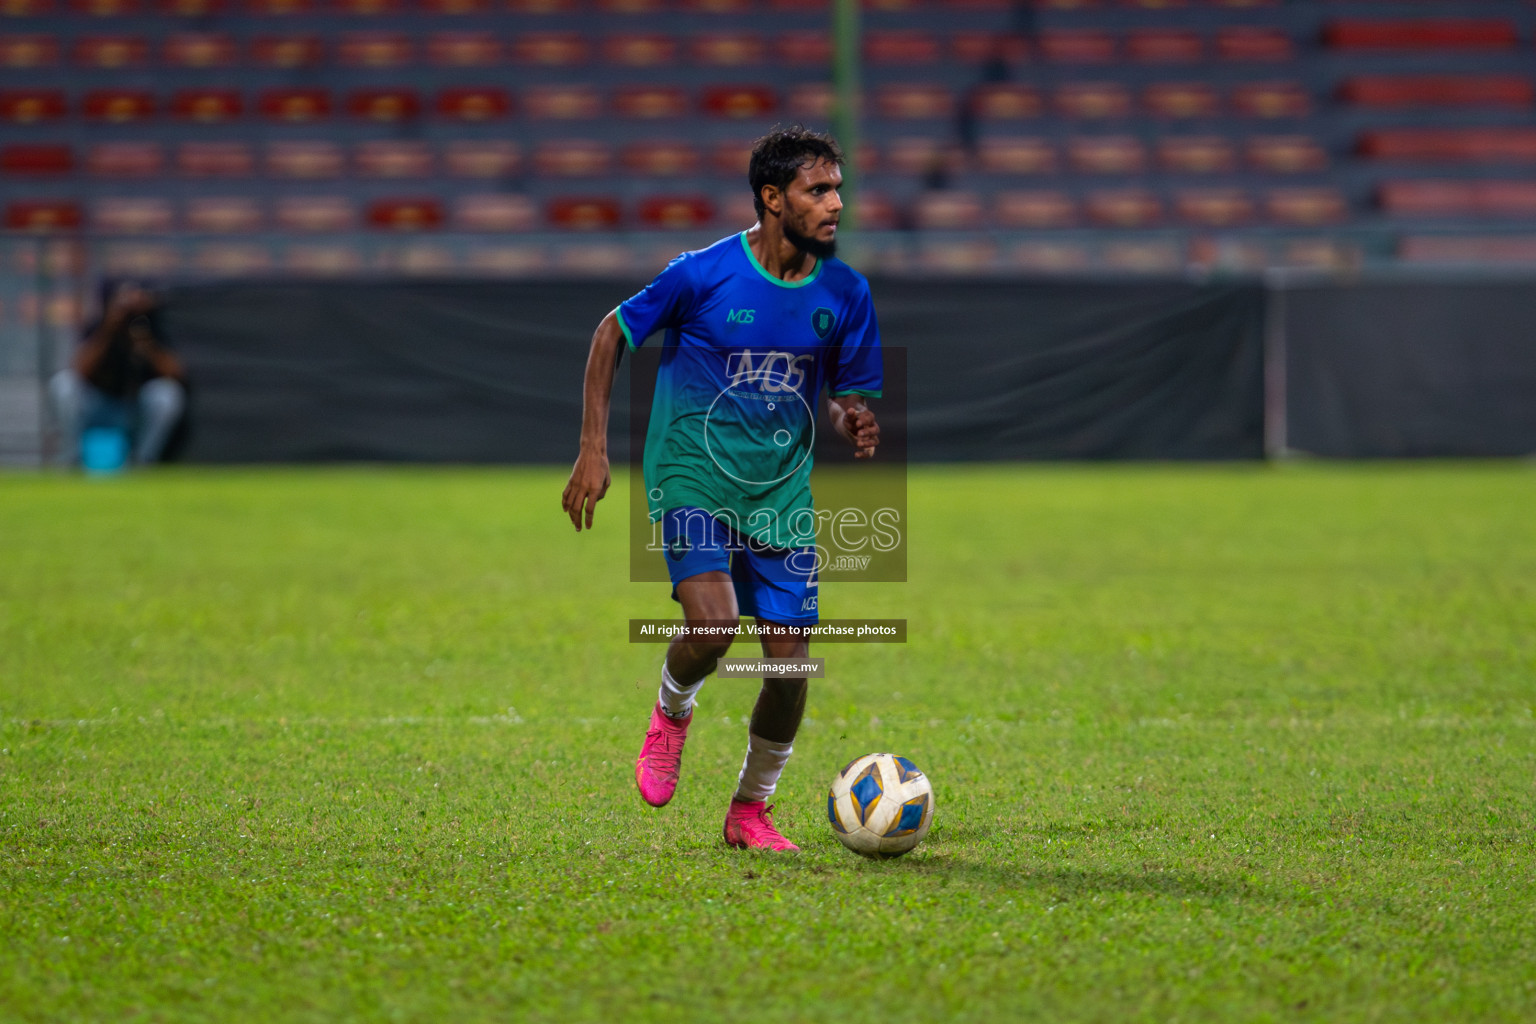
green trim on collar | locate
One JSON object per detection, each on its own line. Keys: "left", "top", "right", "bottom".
{"left": 739, "top": 231, "right": 822, "bottom": 289}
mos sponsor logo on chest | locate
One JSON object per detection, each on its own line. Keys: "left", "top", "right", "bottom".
{"left": 727, "top": 308, "right": 755, "bottom": 324}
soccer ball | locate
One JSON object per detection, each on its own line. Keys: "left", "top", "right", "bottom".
{"left": 827, "top": 752, "right": 935, "bottom": 858}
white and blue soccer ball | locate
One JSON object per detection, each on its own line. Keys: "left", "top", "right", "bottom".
{"left": 827, "top": 752, "right": 935, "bottom": 858}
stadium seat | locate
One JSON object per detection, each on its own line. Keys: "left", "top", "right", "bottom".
{"left": 512, "top": 32, "right": 590, "bottom": 66}
{"left": 275, "top": 196, "right": 356, "bottom": 232}
{"left": 614, "top": 86, "right": 689, "bottom": 119}
{"left": 74, "top": 35, "right": 147, "bottom": 68}
{"left": 1127, "top": 29, "right": 1202, "bottom": 63}
{"left": 1215, "top": 27, "right": 1292, "bottom": 62}
{"left": 876, "top": 84, "right": 952, "bottom": 120}
{"left": 177, "top": 141, "right": 255, "bottom": 176}
{"left": 464, "top": 246, "right": 542, "bottom": 276}
{"left": 246, "top": 0, "right": 314, "bottom": 13}
{"left": 194, "top": 242, "right": 271, "bottom": 275}
{"left": 5, "top": 200, "right": 82, "bottom": 232}
{"left": 1246, "top": 135, "right": 1327, "bottom": 173}
{"left": 335, "top": 0, "right": 403, "bottom": 13}
{"left": 952, "top": 32, "right": 1028, "bottom": 65}
{"left": 267, "top": 141, "right": 345, "bottom": 178}
{"left": 777, "top": 31, "right": 830, "bottom": 65}
{"left": 421, "top": 0, "right": 489, "bottom": 11}
{"left": 1085, "top": 189, "right": 1162, "bottom": 227}
{"left": 688, "top": 0, "right": 750, "bottom": 12}
{"left": 912, "top": 191, "right": 985, "bottom": 230}
{"left": 93, "top": 198, "right": 174, "bottom": 235}
{"left": 161, "top": 0, "right": 226, "bottom": 14}
{"left": 1231, "top": 82, "right": 1309, "bottom": 118}
{"left": 250, "top": 35, "right": 324, "bottom": 69}
{"left": 0, "top": 35, "right": 60, "bottom": 68}
{"left": 1144, "top": 82, "right": 1220, "bottom": 119}
{"left": 977, "top": 137, "right": 1056, "bottom": 174}
{"left": 163, "top": 32, "right": 236, "bottom": 68}
{"left": 1159, "top": 136, "right": 1236, "bottom": 173}
{"left": 100, "top": 242, "right": 177, "bottom": 276}
{"left": 534, "top": 140, "right": 614, "bottom": 177}
{"left": 1265, "top": 187, "right": 1347, "bottom": 225}
{"left": 443, "top": 140, "right": 521, "bottom": 178}
{"left": 73, "top": 0, "right": 138, "bottom": 14}
{"left": 455, "top": 194, "right": 537, "bottom": 232}
{"left": 597, "top": 0, "right": 664, "bottom": 11}
{"left": 711, "top": 140, "right": 753, "bottom": 176}
{"left": 81, "top": 89, "right": 153, "bottom": 122}
{"left": 186, "top": 197, "right": 263, "bottom": 233}
{"left": 1039, "top": 29, "right": 1116, "bottom": 63}
{"left": 1068, "top": 136, "right": 1146, "bottom": 174}
{"left": 1338, "top": 77, "right": 1533, "bottom": 109}
{"left": 994, "top": 189, "right": 1076, "bottom": 228}
{"left": 1176, "top": 187, "right": 1254, "bottom": 226}
{"left": 356, "top": 140, "right": 434, "bottom": 177}
{"left": 367, "top": 199, "right": 445, "bottom": 231}
{"left": 694, "top": 33, "right": 767, "bottom": 66}
{"left": 509, "top": 0, "right": 577, "bottom": 12}
{"left": 603, "top": 33, "right": 677, "bottom": 67}
{"left": 436, "top": 87, "right": 511, "bottom": 120}
{"left": 702, "top": 86, "right": 779, "bottom": 119}
{"left": 427, "top": 32, "right": 501, "bottom": 67}
{"left": 86, "top": 141, "right": 163, "bottom": 176}
{"left": 172, "top": 89, "right": 243, "bottom": 122}
{"left": 1399, "top": 236, "right": 1536, "bottom": 265}
{"left": 339, "top": 32, "right": 413, "bottom": 67}
{"left": 548, "top": 197, "right": 623, "bottom": 230}
{"left": 1009, "top": 241, "right": 1090, "bottom": 274}
{"left": 526, "top": 86, "right": 602, "bottom": 119}
{"left": 1103, "top": 240, "right": 1183, "bottom": 274}
{"left": 0, "top": 143, "right": 72, "bottom": 176}
{"left": 865, "top": 30, "right": 940, "bottom": 65}
{"left": 347, "top": 89, "right": 421, "bottom": 121}
{"left": 637, "top": 196, "right": 715, "bottom": 230}
{"left": 1379, "top": 180, "right": 1536, "bottom": 218}
{"left": 969, "top": 84, "right": 1044, "bottom": 120}
{"left": 1, "top": 90, "right": 66, "bottom": 123}
{"left": 622, "top": 141, "right": 701, "bottom": 176}
{"left": 1323, "top": 20, "right": 1517, "bottom": 51}
{"left": 787, "top": 83, "right": 831, "bottom": 120}
{"left": 1055, "top": 83, "right": 1132, "bottom": 119}
{"left": 1358, "top": 129, "right": 1536, "bottom": 163}
{"left": 886, "top": 136, "right": 944, "bottom": 175}
{"left": 0, "top": 0, "right": 54, "bottom": 12}
{"left": 260, "top": 89, "right": 330, "bottom": 122}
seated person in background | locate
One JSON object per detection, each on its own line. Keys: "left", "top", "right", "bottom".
{"left": 50, "top": 283, "right": 187, "bottom": 466}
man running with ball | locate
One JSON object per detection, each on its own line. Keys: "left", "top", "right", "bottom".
{"left": 562, "top": 126, "right": 883, "bottom": 851}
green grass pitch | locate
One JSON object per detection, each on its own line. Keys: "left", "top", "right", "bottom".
{"left": 3, "top": 464, "right": 1534, "bottom": 1022}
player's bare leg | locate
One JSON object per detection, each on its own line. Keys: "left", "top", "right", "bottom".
{"left": 635, "top": 571, "right": 738, "bottom": 807}
{"left": 725, "top": 619, "right": 809, "bottom": 851}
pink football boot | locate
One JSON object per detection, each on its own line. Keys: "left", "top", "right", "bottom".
{"left": 723, "top": 799, "right": 799, "bottom": 851}
{"left": 635, "top": 702, "right": 690, "bottom": 808}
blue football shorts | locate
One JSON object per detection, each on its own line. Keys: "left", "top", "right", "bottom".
{"left": 660, "top": 506, "right": 819, "bottom": 627}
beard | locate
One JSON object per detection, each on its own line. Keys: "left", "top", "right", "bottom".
{"left": 784, "top": 219, "right": 837, "bottom": 259}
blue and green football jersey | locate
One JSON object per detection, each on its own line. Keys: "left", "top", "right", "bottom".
{"left": 617, "top": 232, "right": 883, "bottom": 550}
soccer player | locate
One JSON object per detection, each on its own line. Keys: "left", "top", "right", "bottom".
{"left": 561, "top": 126, "right": 883, "bottom": 851}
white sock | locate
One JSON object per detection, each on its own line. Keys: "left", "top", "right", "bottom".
{"left": 657, "top": 663, "right": 702, "bottom": 720}
{"left": 734, "top": 733, "right": 793, "bottom": 803}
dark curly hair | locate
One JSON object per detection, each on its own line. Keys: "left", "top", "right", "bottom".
{"left": 748, "top": 125, "right": 844, "bottom": 218}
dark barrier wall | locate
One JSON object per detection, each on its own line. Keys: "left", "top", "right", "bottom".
{"left": 1285, "top": 280, "right": 1536, "bottom": 458}
{"left": 159, "top": 278, "right": 1266, "bottom": 463}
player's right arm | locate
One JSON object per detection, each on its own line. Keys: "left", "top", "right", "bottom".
{"left": 562, "top": 308, "right": 625, "bottom": 532}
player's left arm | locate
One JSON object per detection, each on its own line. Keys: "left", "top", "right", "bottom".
{"left": 828, "top": 394, "right": 879, "bottom": 459}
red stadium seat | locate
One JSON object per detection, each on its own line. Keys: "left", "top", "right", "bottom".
{"left": 526, "top": 85, "right": 602, "bottom": 119}
{"left": 637, "top": 195, "right": 715, "bottom": 230}
{"left": 177, "top": 141, "right": 254, "bottom": 176}
{"left": 172, "top": 89, "right": 243, "bottom": 122}
{"left": 1009, "top": 241, "right": 1091, "bottom": 273}
{"left": 874, "top": 84, "right": 952, "bottom": 120}
{"left": 435, "top": 87, "right": 511, "bottom": 120}
{"left": 455, "top": 194, "right": 537, "bottom": 232}
{"left": 970, "top": 84, "right": 1044, "bottom": 120}
{"left": 548, "top": 197, "right": 622, "bottom": 230}
{"left": 508, "top": 0, "right": 577, "bottom": 11}
{"left": 335, "top": 0, "right": 403, "bottom": 13}
{"left": 74, "top": 35, "right": 147, "bottom": 68}
{"left": 702, "top": 85, "right": 779, "bottom": 119}
{"left": 160, "top": 0, "right": 228, "bottom": 12}
{"left": 1265, "top": 187, "right": 1347, "bottom": 225}
{"left": 614, "top": 86, "right": 689, "bottom": 118}
{"left": 421, "top": 0, "right": 489, "bottom": 11}
{"left": 275, "top": 196, "right": 356, "bottom": 232}
{"left": 355, "top": 140, "right": 433, "bottom": 177}
{"left": 951, "top": 32, "right": 1028, "bottom": 65}
{"left": 865, "top": 30, "right": 940, "bottom": 65}
{"left": 1245, "top": 135, "right": 1327, "bottom": 173}
{"left": 777, "top": 31, "right": 830, "bottom": 65}
{"left": 694, "top": 33, "right": 766, "bottom": 66}
{"left": 1127, "top": 30, "right": 1202, "bottom": 63}
{"left": 597, "top": 0, "right": 663, "bottom": 11}
{"left": 1068, "top": 136, "right": 1146, "bottom": 174}
{"left": 0, "top": 0, "right": 54, "bottom": 12}
{"left": 72, "top": 0, "right": 139, "bottom": 13}
{"left": 245, "top": 0, "right": 316, "bottom": 13}
{"left": 534, "top": 139, "right": 614, "bottom": 177}
{"left": 339, "top": 32, "right": 413, "bottom": 67}
{"left": 266, "top": 141, "right": 345, "bottom": 178}
{"left": 1055, "top": 83, "right": 1132, "bottom": 119}
{"left": 622, "top": 141, "right": 701, "bottom": 176}
{"left": 711, "top": 140, "right": 753, "bottom": 176}
{"left": 885, "top": 136, "right": 945, "bottom": 175}
{"left": 0, "top": 90, "right": 66, "bottom": 123}
{"left": 427, "top": 32, "right": 501, "bottom": 67}
{"left": 1103, "top": 241, "right": 1183, "bottom": 274}
{"left": 687, "top": 0, "right": 750, "bottom": 11}
{"left": 94, "top": 198, "right": 174, "bottom": 234}
{"left": 259, "top": 88, "right": 330, "bottom": 121}
{"left": 512, "top": 32, "right": 589, "bottom": 66}
{"left": 250, "top": 35, "right": 323, "bottom": 68}
{"left": 865, "top": 0, "right": 919, "bottom": 11}
{"left": 1324, "top": 20, "right": 1517, "bottom": 51}
{"left": 5, "top": 200, "right": 82, "bottom": 232}
{"left": 1358, "top": 129, "right": 1536, "bottom": 163}
{"left": 1144, "top": 82, "right": 1220, "bottom": 118}
{"left": 1176, "top": 188, "right": 1254, "bottom": 226}
{"left": 977, "top": 137, "right": 1057, "bottom": 174}
{"left": 995, "top": 190, "right": 1076, "bottom": 229}
{"left": 186, "top": 197, "right": 262, "bottom": 232}
{"left": 603, "top": 34, "right": 677, "bottom": 67}
{"left": 347, "top": 89, "right": 421, "bottom": 121}
{"left": 1231, "top": 81, "right": 1309, "bottom": 118}
{"left": 1400, "top": 236, "right": 1536, "bottom": 266}
{"left": 1121, "top": 0, "right": 1189, "bottom": 8}
{"left": 912, "top": 191, "right": 985, "bottom": 230}
{"left": 1158, "top": 136, "right": 1236, "bottom": 173}
{"left": 163, "top": 32, "right": 236, "bottom": 68}
{"left": 786, "top": 83, "right": 831, "bottom": 119}
{"left": 367, "top": 199, "right": 444, "bottom": 231}
{"left": 0, "top": 35, "right": 60, "bottom": 68}
{"left": 0, "top": 143, "right": 73, "bottom": 175}
{"left": 1339, "top": 76, "right": 1533, "bottom": 109}
{"left": 83, "top": 89, "right": 154, "bottom": 122}
{"left": 86, "top": 142, "right": 163, "bottom": 176}
{"left": 1039, "top": 30, "right": 1115, "bottom": 63}
{"left": 1085, "top": 189, "right": 1161, "bottom": 227}
{"left": 1216, "top": 27, "right": 1292, "bottom": 62}
{"left": 443, "top": 140, "right": 521, "bottom": 177}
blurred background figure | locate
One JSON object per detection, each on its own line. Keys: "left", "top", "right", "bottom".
{"left": 49, "top": 282, "right": 186, "bottom": 468}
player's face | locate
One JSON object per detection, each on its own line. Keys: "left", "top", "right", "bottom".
{"left": 781, "top": 159, "right": 843, "bottom": 258}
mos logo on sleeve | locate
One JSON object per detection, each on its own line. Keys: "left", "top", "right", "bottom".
{"left": 811, "top": 307, "right": 836, "bottom": 340}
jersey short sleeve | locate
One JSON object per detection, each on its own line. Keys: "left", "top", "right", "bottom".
{"left": 829, "top": 278, "right": 883, "bottom": 398}
{"left": 616, "top": 251, "right": 698, "bottom": 350}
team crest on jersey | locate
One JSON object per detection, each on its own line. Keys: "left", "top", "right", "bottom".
{"left": 668, "top": 535, "right": 690, "bottom": 561}
{"left": 811, "top": 307, "right": 836, "bottom": 340}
